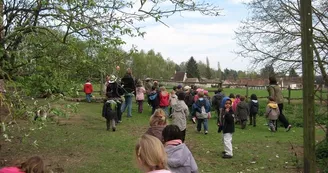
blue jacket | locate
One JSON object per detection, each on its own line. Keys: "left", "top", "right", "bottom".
{"left": 191, "top": 98, "right": 211, "bottom": 116}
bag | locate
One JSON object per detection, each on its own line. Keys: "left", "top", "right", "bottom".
{"left": 148, "top": 93, "right": 158, "bottom": 101}
{"left": 251, "top": 102, "right": 259, "bottom": 114}
{"left": 196, "top": 100, "right": 208, "bottom": 119}
{"left": 185, "top": 93, "right": 194, "bottom": 107}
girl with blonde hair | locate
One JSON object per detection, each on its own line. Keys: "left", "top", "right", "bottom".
{"left": 145, "top": 109, "right": 167, "bottom": 143}
{"left": 135, "top": 134, "right": 172, "bottom": 173}
{"left": 159, "top": 86, "right": 170, "bottom": 116}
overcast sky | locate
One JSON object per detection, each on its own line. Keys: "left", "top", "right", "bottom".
{"left": 122, "top": 0, "right": 252, "bottom": 71}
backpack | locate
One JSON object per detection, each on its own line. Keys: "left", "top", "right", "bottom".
{"left": 212, "top": 93, "right": 224, "bottom": 109}
{"left": 184, "top": 93, "right": 194, "bottom": 107}
{"left": 196, "top": 100, "right": 208, "bottom": 119}
{"left": 251, "top": 101, "right": 259, "bottom": 114}
{"left": 148, "top": 93, "right": 158, "bottom": 101}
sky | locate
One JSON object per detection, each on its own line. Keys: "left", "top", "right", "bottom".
{"left": 122, "top": 0, "right": 252, "bottom": 71}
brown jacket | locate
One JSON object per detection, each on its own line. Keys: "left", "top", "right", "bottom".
{"left": 145, "top": 125, "right": 166, "bottom": 143}
{"left": 267, "top": 85, "right": 284, "bottom": 104}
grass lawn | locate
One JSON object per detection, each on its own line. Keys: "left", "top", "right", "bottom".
{"left": 0, "top": 99, "right": 325, "bottom": 173}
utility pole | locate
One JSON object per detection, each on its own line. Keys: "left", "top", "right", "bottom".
{"left": 300, "top": 0, "right": 316, "bottom": 172}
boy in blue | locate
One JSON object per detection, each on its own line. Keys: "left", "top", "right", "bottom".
{"left": 191, "top": 90, "right": 211, "bottom": 135}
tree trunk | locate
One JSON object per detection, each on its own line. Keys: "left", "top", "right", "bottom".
{"left": 300, "top": 0, "right": 316, "bottom": 172}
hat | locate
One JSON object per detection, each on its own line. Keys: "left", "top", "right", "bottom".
{"left": 108, "top": 75, "right": 117, "bottom": 83}
{"left": 177, "top": 85, "right": 182, "bottom": 89}
{"left": 184, "top": 86, "right": 191, "bottom": 90}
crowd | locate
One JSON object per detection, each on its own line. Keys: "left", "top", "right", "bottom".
{"left": 0, "top": 69, "right": 293, "bottom": 173}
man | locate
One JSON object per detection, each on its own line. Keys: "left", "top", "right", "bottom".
{"left": 120, "top": 68, "right": 136, "bottom": 118}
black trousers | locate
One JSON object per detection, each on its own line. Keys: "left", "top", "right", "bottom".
{"left": 181, "top": 129, "right": 186, "bottom": 143}
{"left": 116, "top": 102, "right": 122, "bottom": 121}
{"left": 249, "top": 113, "right": 256, "bottom": 126}
{"left": 276, "top": 103, "right": 290, "bottom": 129}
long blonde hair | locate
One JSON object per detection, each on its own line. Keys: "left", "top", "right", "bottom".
{"left": 135, "top": 134, "right": 168, "bottom": 172}
{"left": 149, "top": 109, "right": 167, "bottom": 126}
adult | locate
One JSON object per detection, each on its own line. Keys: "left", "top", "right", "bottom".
{"left": 267, "top": 76, "right": 292, "bottom": 132}
{"left": 211, "top": 88, "right": 225, "bottom": 120}
{"left": 121, "top": 68, "right": 136, "bottom": 118}
{"left": 145, "top": 78, "right": 153, "bottom": 94}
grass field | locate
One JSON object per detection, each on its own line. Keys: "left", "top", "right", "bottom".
{"left": 0, "top": 99, "right": 326, "bottom": 173}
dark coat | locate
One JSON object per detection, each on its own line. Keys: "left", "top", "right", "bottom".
{"left": 222, "top": 109, "right": 235, "bottom": 134}
{"left": 121, "top": 74, "right": 136, "bottom": 94}
{"left": 106, "top": 82, "right": 124, "bottom": 99}
{"left": 236, "top": 101, "right": 249, "bottom": 121}
{"left": 102, "top": 101, "right": 118, "bottom": 120}
{"left": 148, "top": 90, "right": 160, "bottom": 108}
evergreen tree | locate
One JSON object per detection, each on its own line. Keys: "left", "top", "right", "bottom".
{"left": 205, "top": 57, "right": 212, "bottom": 79}
{"left": 186, "top": 56, "right": 200, "bottom": 79}
{"left": 289, "top": 68, "right": 299, "bottom": 77}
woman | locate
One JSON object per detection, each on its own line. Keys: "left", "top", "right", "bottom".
{"left": 267, "top": 76, "right": 292, "bottom": 132}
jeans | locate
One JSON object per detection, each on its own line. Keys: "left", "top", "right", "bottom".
{"left": 137, "top": 100, "right": 143, "bottom": 113}
{"left": 276, "top": 103, "right": 290, "bottom": 129}
{"left": 86, "top": 94, "right": 92, "bottom": 103}
{"left": 160, "top": 106, "right": 169, "bottom": 116}
{"left": 197, "top": 118, "right": 208, "bottom": 132}
{"left": 121, "top": 95, "right": 133, "bottom": 117}
{"left": 223, "top": 133, "right": 233, "bottom": 156}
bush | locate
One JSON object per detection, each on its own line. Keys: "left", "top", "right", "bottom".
{"left": 316, "top": 140, "right": 328, "bottom": 173}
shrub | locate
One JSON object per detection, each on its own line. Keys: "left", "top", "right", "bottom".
{"left": 316, "top": 139, "right": 328, "bottom": 173}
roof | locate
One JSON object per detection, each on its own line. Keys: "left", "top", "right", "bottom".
{"left": 185, "top": 78, "right": 199, "bottom": 83}
{"left": 173, "top": 72, "right": 185, "bottom": 82}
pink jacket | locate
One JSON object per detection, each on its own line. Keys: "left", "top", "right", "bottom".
{"left": 136, "top": 87, "right": 146, "bottom": 101}
{"left": 0, "top": 167, "right": 24, "bottom": 173}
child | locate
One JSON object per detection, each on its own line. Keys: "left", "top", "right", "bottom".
{"left": 83, "top": 79, "right": 93, "bottom": 103}
{"left": 145, "top": 109, "right": 167, "bottom": 143}
{"left": 0, "top": 156, "right": 45, "bottom": 173}
{"left": 135, "top": 134, "right": 172, "bottom": 173}
{"left": 169, "top": 87, "right": 178, "bottom": 115}
{"left": 191, "top": 91, "right": 211, "bottom": 135}
{"left": 170, "top": 92, "right": 189, "bottom": 142}
{"left": 148, "top": 86, "right": 160, "bottom": 114}
{"left": 102, "top": 100, "right": 118, "bottom": 131}
{"left": 219, "top": 99, "right": 235, "bottom": 159}
{"left": 265, "top": 96, "right": 280, "bottom": 132}
{"left": 249, "top": 94, "right": 259, "bottom": 127}
{"left": 236, "top": 96, "right": 249, "bottom": 129}
{"left": 229, "top": 93, "right": 235, "bottom": 104}
{"left": 204, "top": 90, "right": 212, "bottom": 119}
{"left": 232, "top": 94, "right": 241, "bottom": 113}
{"left": 136, "top": 80, "right": 146, "bottom": 113}
{"left": 159, "top": 86, "right": 170, "bottom": 116}
{"left": 162, "top": 125, "right": 198, "bottom": 173}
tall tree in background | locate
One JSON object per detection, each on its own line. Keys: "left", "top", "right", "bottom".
{"left": 289, "top": 68, "right": 299, "bottom": 77}
{"left": 205, "top": 57, "right": 212, "bottom": 79}
{"left": 260, "top": 65, "right": 275, "bottom": 78}
{"left": 217, "top": 62, "right": 222, "bottom": 80}
{"left": 186, "top": 56, "right": 200, "bottom": 79}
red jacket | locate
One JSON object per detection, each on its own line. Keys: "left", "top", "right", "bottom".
{"left": 159, "top": 92, "right": 169, "bottom": 107}
{"left": 84, "top": 82, "right": 93, "bottom": 94}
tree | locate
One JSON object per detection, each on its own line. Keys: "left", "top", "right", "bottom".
{"left": 1, "top": 0, "right": 222, "bottom": 79}
{"left": 217, "top": 62, "right": 222, "bottom": 80}
{"left": 260, "top": 65, "right": 275, "bottom": 78}
{"left": 186, "top": 56, "right": 200, "bottom": 79}
{"left": 205, "top": 57, "right": 212, "bottom": 79}
{"left": 289, "top": 68, "right": 299, "bottom": 77}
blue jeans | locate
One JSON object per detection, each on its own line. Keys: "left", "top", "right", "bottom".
{"left": 121, "top": 95, "right": 133, "bottom": 117}
{"left": 160, "top": 106, "right": 169, "bottom": 116}
{"left": 86, "top": 94, "right": 92, "bottom": 103}
{"left": 197, "top": 118, "right": 208, "bottom": 132}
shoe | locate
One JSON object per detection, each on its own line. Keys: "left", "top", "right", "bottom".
{"left": 192, "top": 117, "right": 196, "bottom": 124}
{"left": 205, "top": 131, "right": 208, "bottom": 135}
{"left": 117, "top": 120, "right": 122, "bottom": 123}
{"left": 222, "top": 151, "right": 227, "bottom": 155}
{"left": 112, "top": 128, "right": 116, "bottom": 132}
{"left": 286, "top": 125, "right": 292, "bottom": 132}
{"left": 222, "top": 154, "right": 232, "bottom": 159}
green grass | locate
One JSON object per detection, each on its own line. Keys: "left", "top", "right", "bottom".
{"left": 1, "top": 99, "right": 325, "bottom": 173}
